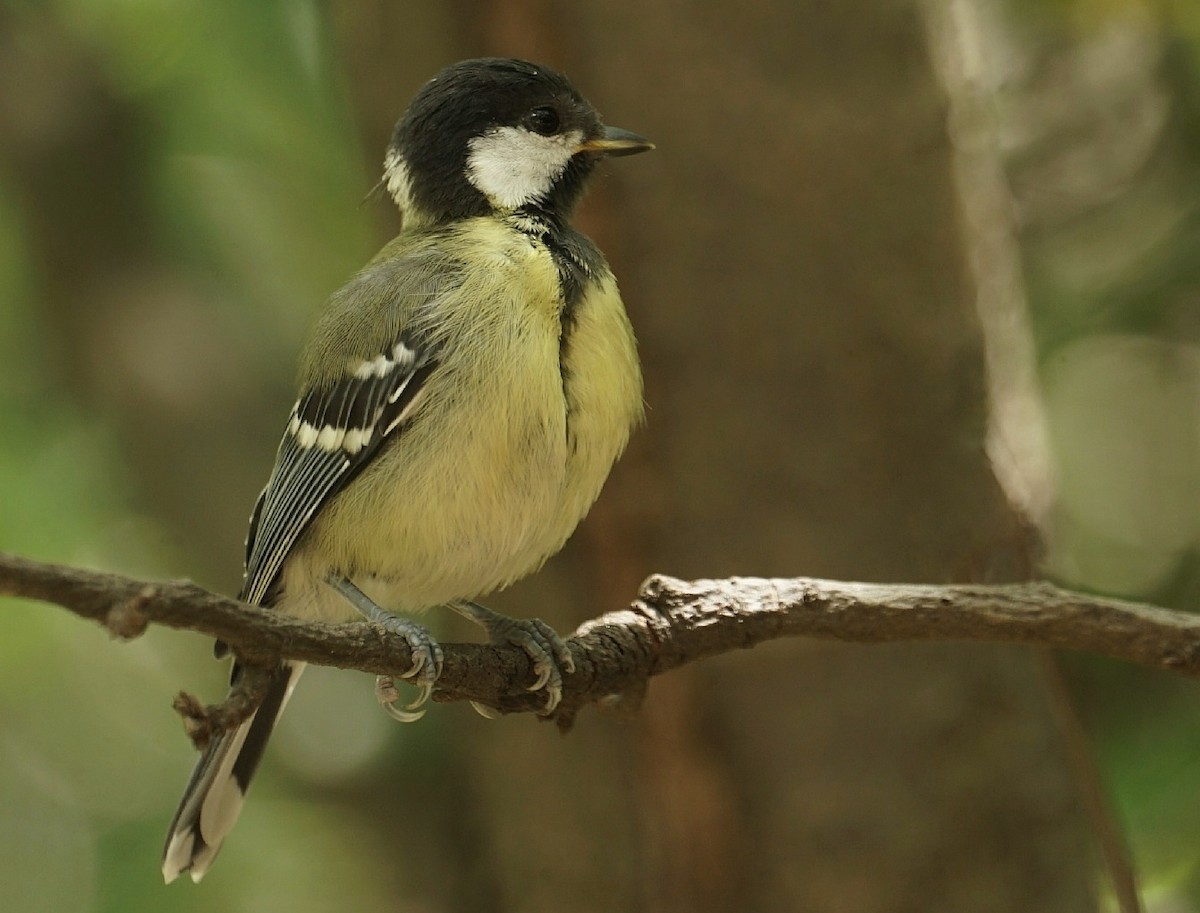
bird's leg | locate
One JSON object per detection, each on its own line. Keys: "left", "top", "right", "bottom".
{"left": 449, "top": 600, "right": 575, "bottom": 714}
{"left": 325, "top": 575, "right": 444, "bottom": 722}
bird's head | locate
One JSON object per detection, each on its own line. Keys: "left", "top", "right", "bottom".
{"left": 383, "top": 58, "right": 652, "bottom": 228}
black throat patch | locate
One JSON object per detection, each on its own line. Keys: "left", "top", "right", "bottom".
{"left": 508, "top": 212, "right": 609, "bottom": 441}
{"left": 508, "top": 211, "right": 606, "bottom": 325}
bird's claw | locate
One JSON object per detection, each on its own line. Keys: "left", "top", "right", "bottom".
{"left": 469, "top": 700, "right": 502, "bottom": 720}
{"left": 372, "top": 615, "right": 444, "bottom": 723}
{"left": 514, "top": 617, "right": 575, "bottom": 710}
{"left": 376, "top": 674, "right": 430, "bottom": 723}
{"left": 324, "top": 574, "right": 444, "bottom": 724}
{"left": 453, "top": 602, "right": 574, "bottom": 715}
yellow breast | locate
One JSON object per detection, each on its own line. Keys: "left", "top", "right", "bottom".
{"left": 291, "top": 218, "right": 642, "bottom": 617}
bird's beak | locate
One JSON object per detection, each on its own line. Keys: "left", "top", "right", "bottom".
{"left": 578, "top": 126, "right": 654, "bottom": 157}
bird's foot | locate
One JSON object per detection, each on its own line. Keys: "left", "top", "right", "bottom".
{"left": 365, "top": 607, "right": 444, "bottom": 723}
{"left": 451, "top": 601, "right": 574, "bottom": 714}
{"left": 326, "top": 575, "right": 444, "bottom": 722}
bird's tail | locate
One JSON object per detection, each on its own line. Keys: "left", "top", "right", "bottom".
{"left": 161, "top": 661, "right": 306, "bottom": 883}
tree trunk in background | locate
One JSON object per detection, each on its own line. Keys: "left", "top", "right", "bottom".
{"left": 447, "top": 1, "right": 1098, "bottom": 911}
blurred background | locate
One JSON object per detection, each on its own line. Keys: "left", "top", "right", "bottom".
{"left": 1, "top": 0, "right": 1198, "bottom": 910}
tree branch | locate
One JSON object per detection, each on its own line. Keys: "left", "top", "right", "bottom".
{"left": 3, "top": 549, "right": 1199, "bottom": 738}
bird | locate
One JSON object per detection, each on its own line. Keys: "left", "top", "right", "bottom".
{"left": 160, "top": 57, "right": 651, "bottom": 884}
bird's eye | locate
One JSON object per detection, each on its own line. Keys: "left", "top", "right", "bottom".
{"left": 525, "top": 106, "right": 561, "bottom": 136}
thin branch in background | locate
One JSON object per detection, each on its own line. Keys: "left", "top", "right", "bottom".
{"left": 925, "top": 3, "right": 1146, "bottom": 909}
{"left": 1038, "top": 651, "right": 1144, "bottom": 913}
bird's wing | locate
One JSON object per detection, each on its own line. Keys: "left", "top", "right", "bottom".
{"left": 240, "top": 332, "right": 437, "bottom": 606}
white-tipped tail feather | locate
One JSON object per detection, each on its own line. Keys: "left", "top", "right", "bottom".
{"left": 162, "top": 662, "right": 305, "bottom": 883}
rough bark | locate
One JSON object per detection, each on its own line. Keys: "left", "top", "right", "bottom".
{"left": 6, "top": 550, "right": 1200, "bottom": 740}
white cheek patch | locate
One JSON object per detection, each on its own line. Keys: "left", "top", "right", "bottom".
{"left": 383, "top": 150, "right": 412, "bottom": 212}
{"left": 466, "top": 126, "right": 583, "bottom": 210}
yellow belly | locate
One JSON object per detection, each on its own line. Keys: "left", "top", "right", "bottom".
{"left": 277, "top": 221, "right": 642, "bottom": 621}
